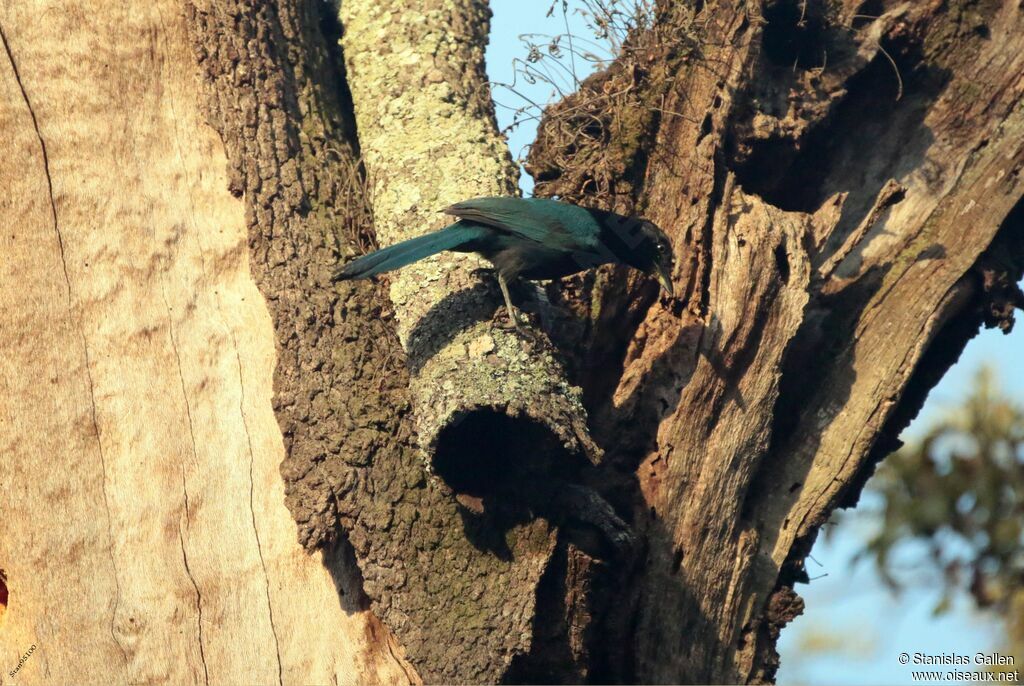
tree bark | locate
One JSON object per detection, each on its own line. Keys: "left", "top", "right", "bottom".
{"left": 0, "top": 1, "right": 411, "bottom": 683}
{"left": 330, "top": 2, "right": 604, "bottom": 682}
{"left": 1, "top": 0, "right": 1022, "bottom": 684}
{"left": 528, "top": 0, "right": 1024, "bottom": 682}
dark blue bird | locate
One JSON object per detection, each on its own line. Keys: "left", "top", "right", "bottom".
{"left": 332, "top": 196, "right": 674, "bottom": 328}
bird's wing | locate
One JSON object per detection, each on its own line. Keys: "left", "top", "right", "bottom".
{"left": 443, "top": 197, "right": 602, "bottom": 253}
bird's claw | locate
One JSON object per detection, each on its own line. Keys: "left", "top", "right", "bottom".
{"left": 491, "top": 306, "right": 520, "bottom": 330}
{"left": 517, "top": 323, "right": 542, "bottom": 342}
{"left": 491, "top": 308, "right": 542, "bottom": 345}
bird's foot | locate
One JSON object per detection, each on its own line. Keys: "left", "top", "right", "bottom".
{"left": 491, "top": 308, "right": 542, "bottom": 345}
{"left": 514, "top": 325, "right": 543, "bottom": 347}
{"left": 491, "top": 306, "right": 520, "bottom": 331}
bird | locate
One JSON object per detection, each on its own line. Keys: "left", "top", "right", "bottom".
{"left": 332, "top": 196, "right": 674, "bottom": 329}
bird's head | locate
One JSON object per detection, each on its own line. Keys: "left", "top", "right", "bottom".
{"left": 632, "top": 221, "right": 675, "bottom": 296}
{"left": 586, "top": 207, "right": 676, "bottom": 295}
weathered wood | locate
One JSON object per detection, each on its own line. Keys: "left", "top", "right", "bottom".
{"left": 3, "top": 0, "right": 1022, "bottom": 683}
{"left": 0, "top": 2, "right": 409, "bottom": 683}
{"left": 528, "top": 0, "right": 1024, "bottom": 682}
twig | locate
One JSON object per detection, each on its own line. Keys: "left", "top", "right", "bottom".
{"left": 877, "top": 42, "right": 904, "bottom": 101}
{"left": 649, "top": 106, "right": 700, "bottom": 124}
{"left": 562, "top": 3, "right": 579, "bottom": 87}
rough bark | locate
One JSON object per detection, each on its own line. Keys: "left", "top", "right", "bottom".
{"left": 1, "top": 0, "right": 607, "bottom": 682}
{"left": 186, "top": 0, "right": 579, "bottom": 681}
{"left": 527, "top": 0, "right": 1024, "bottom": 682}
{"left": 339, "top": 0, "right": 597, "bottom": 466}
{"left": 3, "top": 0, "right": 1022, "bottom": 684}
{"left": 293, "top": 1, "right": 608, "bottom": 682}
{"left": 0, "top": 1, "right": 409, "bottom": 683}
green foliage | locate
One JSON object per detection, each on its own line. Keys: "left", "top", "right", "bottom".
{"left": 865, "top": 367, "right": 1023, "bottom": 665}
{"left": 867, "top": 368, "right": 1023, "bottom": 609}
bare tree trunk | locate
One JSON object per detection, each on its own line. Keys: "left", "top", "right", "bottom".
{"left": 2, "top": 0, "right": 1022, "bottom": 684}
{"left": 0, "top": 1, "right": 411, "bottom": 683}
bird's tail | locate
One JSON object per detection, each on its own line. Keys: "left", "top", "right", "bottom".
{"left": 332, "top": 223, "right": 485, "bottom": 281}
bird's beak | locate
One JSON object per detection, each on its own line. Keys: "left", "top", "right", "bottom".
{"left": 655, "top": 263, "right": 674, "bottom": 297}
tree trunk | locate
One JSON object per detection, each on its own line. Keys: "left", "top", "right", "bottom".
{"left": 527, "top": 0, "right": 1024, "bottom": 682}
{"left": 0, "top": 1, "right": 411, "bottom": 683}
{"left": 1, "top": 0, "right": 1022, "bottom": 685}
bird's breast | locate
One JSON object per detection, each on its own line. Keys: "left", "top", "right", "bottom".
{"left": 482, "top": 243, "right": 607, "bottom": 281}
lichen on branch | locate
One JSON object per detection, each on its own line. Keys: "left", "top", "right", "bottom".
{"left": 336, "top": 0, "right": 603, "bottom": 680}
{"left": 339, "top": 0, "right": 598, "bottom": 464}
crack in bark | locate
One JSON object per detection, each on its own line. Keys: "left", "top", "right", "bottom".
{"left": 150, "top": 14, "right": 208, "bottom": 592}
{"left": 232, "top": 333, "right": 285, "bottom": 686}
{"left": 168, "top": 152, "right": 286, "bottom": 683}
{"left": 160, "top": 285, "right": 210, "bottom": 686}
{"left": 155, "top": 10, "right": 285, "bottom": 676}
{"left": 177, "top": 522, "right": 210, "bottom": 685}
{"left": 385, "top": 629, "right": 418, "bottom": 685}
{"left": 0, "top": 19, "right": 131, "bottom": 671}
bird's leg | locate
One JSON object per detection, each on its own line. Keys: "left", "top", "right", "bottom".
{"left": 497, "top": 273, "right": 523, "bottom": 330}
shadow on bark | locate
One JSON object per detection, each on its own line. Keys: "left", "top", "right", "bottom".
{"left": 731, "top": 17, "right": 945, "bottom": 231}
{"left": 405, "top": 281, "right": 499, "bottom": 374}
{"left": 323, "top": 532, "right": 373, "bottom": 615}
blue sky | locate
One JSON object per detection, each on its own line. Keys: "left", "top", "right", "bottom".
{"left": 486, "top": 2, "right": 1023, "bottom": 683}
{"left": 780, "top": 326, "right": 1023, "bottom": 686}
